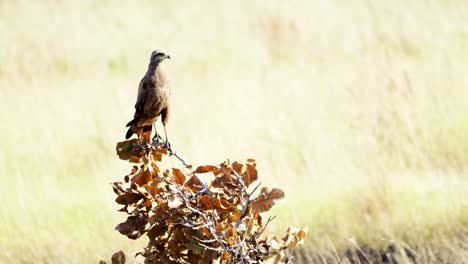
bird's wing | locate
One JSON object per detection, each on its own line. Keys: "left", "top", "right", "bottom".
{"left": 161, "top": 100, "right": 170, "bottom": 125}
{"left": 133, "top": 78, "right": 149, "bottom": 120}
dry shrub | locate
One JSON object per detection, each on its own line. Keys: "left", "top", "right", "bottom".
{"left": 103, "top": 133, "right": 306, "bottom": 263}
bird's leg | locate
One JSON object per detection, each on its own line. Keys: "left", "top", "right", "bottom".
{"left": 152, "top": 124, "right": 163, "bottom": 142}
{"left": 163, "top": 125, "right": 171, "bottom": 151}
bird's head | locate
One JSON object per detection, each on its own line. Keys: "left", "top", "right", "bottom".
{"left": 150, "top": 50, "right": 171, "bottom": 65}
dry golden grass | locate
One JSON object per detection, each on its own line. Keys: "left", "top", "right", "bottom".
{"left": 1, "top": 0, "right": 468, "bottom": 263}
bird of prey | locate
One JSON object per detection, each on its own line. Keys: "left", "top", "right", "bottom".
{"left": 125, "top": 50, "right": 171, "bottom": 146}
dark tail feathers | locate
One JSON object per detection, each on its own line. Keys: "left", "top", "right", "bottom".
{"left": 125, "top": 120, "right": 134, "bottom": 139}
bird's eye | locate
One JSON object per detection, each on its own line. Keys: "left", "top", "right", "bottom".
{"left": 152, "top": 53, "right": 162, "bottom": 59}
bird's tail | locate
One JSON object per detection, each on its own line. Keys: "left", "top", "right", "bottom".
{"left": 125, "top": 120, "right": 135, "bottom": 139}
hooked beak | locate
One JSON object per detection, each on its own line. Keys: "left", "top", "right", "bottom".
{"left": 166, "top": 55, "right": 171, "bottom": 60}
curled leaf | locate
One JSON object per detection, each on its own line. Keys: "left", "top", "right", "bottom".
{"left": 194, "top": 165, "right": 217, "bottom": 174}
{"left": 199, "top": 195, "right": 229, "bottom": 212}
{"left": 116, "top": 139, "right": 140, "bottom": 160}
{"left": 245, "top": 164, "right": 258, "bottom": 186}
{"left": 131, "top": 168, "right": 152, "bottom": 186}
{"left": 144, "top": 180, "right": 163, "bottom": 198}
{"left": 282, "top": 227, "right": 307, "bottom": 247}
{"left": 172, "top": 168, "right": 186, "bottom": 185}
{"left": 129, "top": 156, "right": 141, "bottom": 163}
{"left": 112, "top": 183, "right": 125, "bottom": 195}
{"left": 186, "top": 175, "right": 204, "bottom": 192}
{"left": 147, "top": 225, "right": 168, "bottom": 241}
{"left": 247, "top": 158, "right": 256, "bottom": 164}
{"left": 111, "top": 250, "right": 126, "bottom": 264}
{"left": 232, "top": 162, "right": 245, "bottom": 175}
{"left": 152, "top": 150, "right": 163, "bottom": 162}
{"left": 115, "top": 215, "right": 147, "bottom": 239}
{"left": 251, "top": 188, "right": 285, "bottom": 213}
{"left": 115, "top": 193, "right": 143, "bottom": 205}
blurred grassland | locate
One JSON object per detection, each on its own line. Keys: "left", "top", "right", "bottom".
{"left": 1, "top": 0, "right": 468, "bottom": 263}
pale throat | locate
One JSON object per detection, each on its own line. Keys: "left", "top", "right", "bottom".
{"left": 151, "top": 64, "right": 169, "bottom": 87}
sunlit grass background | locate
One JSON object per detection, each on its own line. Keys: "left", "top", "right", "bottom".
{"left": 1, "top": 0, "right": 467, "bottom": 263}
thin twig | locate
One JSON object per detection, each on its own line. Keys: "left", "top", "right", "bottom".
{"left": 153, "top": 139, "right": 190, "bottom": 167}
{"left": 234, "top": 171, "right": 259, "bottom": 228}
{"left": 175, "top": 184, "right": 229, "bottom": 251}
{"left": 167, "top": 147, "right": 190, "bottom": 168}
{"left": 133, "top": 139, "right": 190, "bottom": 168}
{"left": 258, "top": 216, "right": 276, "bottom": 237}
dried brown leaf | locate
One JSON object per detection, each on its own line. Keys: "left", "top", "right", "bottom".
{"left": 128, "top": 156, "right": 141, "bottom": 163}
{"left": 211, "top": 174, "right": 235, "bottom": 189}
{"left": 111, "top": 250, "right": 126, "bottom": 264}
{"left": 159, "top": 147, "right": 168, "bottom": 155}
{"left": 227, "top": 225, "right": 237, "bottom": 243}
{"left": 144, "top": 181, "right": 163, "bottom": 198}
{"left": 131, "top": 169, "right": 152, "bottom": 186}
{"left": 232, "top": 161, "right": 245, "bottom": 175}
{"left": 245, "top": 164, "right": 258, "bottom": 186}
{"left": 194, "top": 165, "right": 217, "bottom": 173}
{"left": 152, "top": 150, "right": 162, "bottom": 162}
{"left": 185, "top": 175, "right": 204, "bottom": 192}
{"left": 247, "top": 158, "right": 256, "bottom": 164}
{"left": 115, "top": 193, "right": 142, "bottom": 205}
{"left": 201, "top": 227, "right": 211, "bottom": 238}
{"left": 116, "top": 139, "right": 139, "bottom": 160}
{"left": 199, "top": 195, "right": 229, "bottom": 212}
{"left": 282, "top": 227, "right": 307, "bottom": 248}
{"left": 172, "top": 168, "right": 186, "bottom": 185}
{"left": 220, "top": 166, "right": 232, "bottom": 176}
{"left": 147, "top": 225, "right": 168, "bottom": 241}
{"left": 112, "top": 182, "right": 125, "bottom": 195}
{"left": 220, "top": 252, "right": 229, "bottom": 260}
{"left": 251, "top": 188, "right": 285, "bottom": 213}
{"left": 115, "top": 215, "right": 147, "bottom": 239}
{"left": 144, "top": 199, "right": 152, "bottom": 208}
{"left": 255, "top": 213, "right": 262, "bottom": 226}
{"left": 228, "top": 210, "right": 242, "bottom": 223}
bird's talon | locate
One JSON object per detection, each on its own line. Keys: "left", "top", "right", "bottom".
{"left": 166, "top": 142, "right": 172, "bottom": 152}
